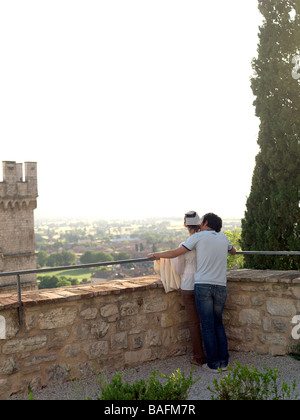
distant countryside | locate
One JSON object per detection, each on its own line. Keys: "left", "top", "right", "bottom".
{"left": 35, "top": 217, "right": 243, "bottom": 289}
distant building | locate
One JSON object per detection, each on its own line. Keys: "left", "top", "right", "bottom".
{"left": 0, "top": 161, "right": 38, "bottom": 293}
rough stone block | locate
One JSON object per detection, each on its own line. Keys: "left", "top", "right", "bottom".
{"left": 0, "top": 357, "right": 19, "bottom": 375}
{"left": 266, "top": 301, "right": 296, "bottom": 317}
{"left": 80, "top": 308, "right": 98, "bottom": 320}
{"left": 120, "top": 302, "right": 139, "bottom": 317}
{"left": 142, "top": 296, "right": 168, "bottom": 313}
{"left": 251, "top": 295, "right": 264, "bottom": 306}
{"left": 111, "top": 332, "right": 128, "bottom": 350}
{"left": 38, "top": 307, "right": 78, "bottom": 330}
{"left": 2, "top": 335, "right": 47, "bottom": 354}
{"left": 230, "top": 295, "right": 250, "bottom": 306}
{"left": 91, "top": 321, "right": 109, "bottom": 339}
{"left": 239, "top": 309, "right": 261, "bottom": 328}
{"left": 100, "top": 304, "right": 119, "bottom": 318}
{"left": 146, "top": 330, "right": 161, "bottom": 347}
{"left": 84, "top": 341, "right": 109, "bottom": 358}
{"left": 258, "top": 333, "right": 287, "bottom": 346}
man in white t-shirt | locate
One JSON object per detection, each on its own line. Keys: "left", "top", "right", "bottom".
{"left": 182, "top": 229, "right": 233, "bottom": 287}
{"left": 148, "top": 213, "right": 236, "bottom": 373}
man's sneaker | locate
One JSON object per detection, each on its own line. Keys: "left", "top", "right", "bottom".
{"left": 202, "top": 363, "right": 220, "bottom": 374}
{"left": 220, "top": 365, "right": 228, "bottom": 372}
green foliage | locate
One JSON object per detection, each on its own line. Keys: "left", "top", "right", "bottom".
{"left": 241, "top": 0, "right": 300, "bottom": 270}
{"left": 27, "top": 362, "right": 299, "bottom": 401}
{"left": 49, "top": 251, "right": 77, "bottom": 267}
{"left": 96, "top": 368, "right": 200, "bottom": 401}
{"left": 80, "top": 250, "right": 114, "bottom": 264}
{"left": 28, "top": 386, "right": 34, "bottom": 400}
{"left": 208, "top": 362, "right": 298, "bottom": 400}
{"left": 37, "top": 251, "right": 77, "bottom": 268}
{"left": 38, "top": 275, "right": 60, "bottom": 289}
{"left": 114, "top": 251, "right": 132, "bottom": 261}
{"left": 56, "top": 278, "right": 72, "bottom": 287}
{"left": 36, "top": 250, "right": 48, "bottom": 268}
{"left": 38, "top": 275, "right": 79, "bottom": 289}
{"left": 225, "top": 229, "right": 244, "bottom": 269}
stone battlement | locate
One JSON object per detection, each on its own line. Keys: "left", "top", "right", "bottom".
{"left": 0, "top": 161, "right": 38, "bottom": 201}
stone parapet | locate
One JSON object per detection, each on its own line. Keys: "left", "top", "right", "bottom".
{"left": 0, "top": 270, "right": 299, "bottom": 399}
{"left": 0, "top": 276, "right": 190, "bottom": 399}
{"left": 224, "top": 269, "right": 300, "bottom": 356}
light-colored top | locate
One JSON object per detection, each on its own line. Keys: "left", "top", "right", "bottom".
{"left": 173, "top": 248, "right": 197, "bottom": 291}
{"left": 182, "top": 230, "right": 233, "bottom": 287}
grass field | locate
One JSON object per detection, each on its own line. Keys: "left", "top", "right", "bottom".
{"left": 37, "top": 268, "right": 96, "bottom": 283}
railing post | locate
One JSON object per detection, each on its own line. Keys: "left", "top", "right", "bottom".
{"left": 17, "top": 274, "right": 23, "bottom": 325}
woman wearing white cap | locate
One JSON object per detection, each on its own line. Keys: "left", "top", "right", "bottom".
{"left": 149, "top": 211, "right": 206, "bottom": 367}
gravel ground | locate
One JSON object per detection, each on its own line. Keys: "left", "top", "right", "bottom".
{"left": 8, "top": 351, "right": 300, "bottom": 400}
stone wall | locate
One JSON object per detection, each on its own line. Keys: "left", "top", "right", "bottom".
{"left": 0, "top": 270, "right": 299, "bottom": 399}
{"left": 0, "top": 276, "right": 190, "bottom": 399}
{"left": 224, "top": 269, "right": 300, "bottom": 356}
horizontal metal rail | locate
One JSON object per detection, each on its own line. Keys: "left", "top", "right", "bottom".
{"left": 236, "top": 251, "right": 300, "bottom": 256}
{"left": 0, "top": 252, "right": 299, "bottom": 326}
{"left": 0, "top": 257, "right": 154, "bottom": 278}
{"left": 0, "top": 251, "right": 299, "bottom": 279}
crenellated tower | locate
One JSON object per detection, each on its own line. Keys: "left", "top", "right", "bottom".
{"left": 0, "top": 161, "right": 38, "bottom": 292}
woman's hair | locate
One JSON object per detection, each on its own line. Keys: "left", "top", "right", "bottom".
{"left": 186, "top": 225, "right": 200, "bottom": 234}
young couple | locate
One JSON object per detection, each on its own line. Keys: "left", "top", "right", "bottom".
{"left": 147, "top": 211, "right": 236, "bottom": 373}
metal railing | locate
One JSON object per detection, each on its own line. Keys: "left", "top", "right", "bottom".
{"left": 0, "top": 251, "right": 299, "bottom": 325}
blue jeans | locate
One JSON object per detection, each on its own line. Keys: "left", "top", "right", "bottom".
{"left": 194, "top": 284, "right": 229, "bottom": 370}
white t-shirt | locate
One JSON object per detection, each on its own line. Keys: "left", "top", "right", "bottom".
{"left": 182, "top": 230, "right": 233, "bottom": 287}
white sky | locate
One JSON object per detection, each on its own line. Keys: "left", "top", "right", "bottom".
{"left": 0, "top": 0, "right": 262, "bottom": 221}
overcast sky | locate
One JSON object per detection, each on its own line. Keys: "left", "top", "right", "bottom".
{"left": 0, "top": 0, "right": 263, "bottom": 220}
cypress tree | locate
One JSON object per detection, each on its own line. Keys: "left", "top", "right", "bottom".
{"left": 241, "top": 0, "right": 300, "bottom": 270}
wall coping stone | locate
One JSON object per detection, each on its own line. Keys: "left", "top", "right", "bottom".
{"left": 226, "top": 269, "right": 300, "bottom": 284}
{"left": 0, "top": 276, "right": 163, "bottom": 310}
